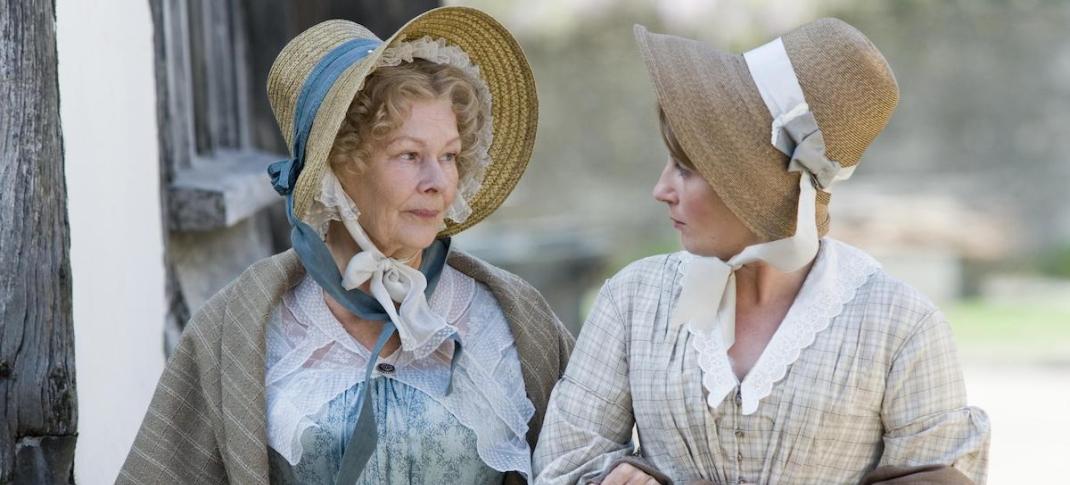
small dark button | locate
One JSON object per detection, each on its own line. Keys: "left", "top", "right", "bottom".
{"left": 376, "top": 363, "right": 395, "bottom": 373}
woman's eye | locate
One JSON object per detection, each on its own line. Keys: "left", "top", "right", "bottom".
{"left": 400, "top": 152, "right": 419, "bottom": 161}
{"left": 441, "top": 152, "right": 458, "bottom": 163}
{"left": 674, "top": 160, "right": 691, "bottom": 177}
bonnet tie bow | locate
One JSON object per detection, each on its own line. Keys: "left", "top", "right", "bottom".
{"left": 336, "top": 183, "right": 455, "bottom": 359}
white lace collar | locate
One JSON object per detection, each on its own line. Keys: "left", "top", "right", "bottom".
{"left": 266, "top": 265, "right": 535, "bottom": 477}
{"left": 686, "top": 239, "right": 881, "bottom": 414}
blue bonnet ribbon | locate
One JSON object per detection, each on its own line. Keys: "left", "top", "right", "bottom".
{"left": 267, "top": 37, "right": 462, "bottom": 485}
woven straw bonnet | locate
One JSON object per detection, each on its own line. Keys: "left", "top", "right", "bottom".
{"left": 634, "top": 18, "right": 898, "bottom": 241}
{"left": 267, "top": 7, "right": 538, "bottom": 237}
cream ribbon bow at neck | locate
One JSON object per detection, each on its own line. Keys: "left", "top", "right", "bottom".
{"left": 671, "top": 37, "right": 854, "bottom": 408}
{"left": 327, "top": 173, "right": 455, "bottom": 360}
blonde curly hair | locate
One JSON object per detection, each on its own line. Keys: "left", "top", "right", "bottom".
{"left": 328, "top": 59, "right": 486, "bottom": 180}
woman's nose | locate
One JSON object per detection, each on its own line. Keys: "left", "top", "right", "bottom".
{"left": 652, "top": 159, "right": 677, "bottom": 204}
{"left": 420, "top": 157, "right": 449, "bottom": 193}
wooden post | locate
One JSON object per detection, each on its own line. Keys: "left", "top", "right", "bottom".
{"left": 0, "top": 0, "right": 78, "bottom": 483}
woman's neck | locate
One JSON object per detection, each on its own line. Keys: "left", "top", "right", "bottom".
{"left": 324, "top": 221, "right": 423, "bottom": 271}
{"left": 733, "top": 259, "right": 813, "bottom": 308}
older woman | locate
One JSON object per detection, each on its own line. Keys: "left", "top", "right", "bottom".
{"left": 534, "top": 19, "right": 989, "bottom": 485}
{"left": 120, "top": 7, "right": 572, "bottom": 484}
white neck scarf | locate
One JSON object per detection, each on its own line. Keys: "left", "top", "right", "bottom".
{"left": 324, "top": 172, "right": 453, "bottom": 359}
{"left": 672, "top": 38, "right": 853, "bottom": 359}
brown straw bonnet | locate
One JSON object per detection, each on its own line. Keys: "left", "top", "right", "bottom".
{"left": 267, "top": 6, "right": 538, "bottom": 237}
{"left": 634, "top": 18, "right": 898, "bottom": 241}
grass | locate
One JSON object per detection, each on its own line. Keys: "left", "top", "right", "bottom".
{"left": 1036, "top": 244, "right": 1070, "bottom": 279}
{"left": 946, "top": 299, "right": 1070, "bottom": 362}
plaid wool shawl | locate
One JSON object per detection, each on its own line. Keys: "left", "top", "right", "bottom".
{"left": 118, "top": 249, "right": 574, "bottom": 484}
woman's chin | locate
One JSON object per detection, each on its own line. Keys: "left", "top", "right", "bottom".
{"left": 680, "top": 237, "right": 731, "bottom": 259}
{"left": 678, "top": 233, "right": 703, "bottom": 254}
{"left": 399, "top": 228, "right": 441, "bottom": 251}
{"left": 679, "top": 238, "right": 705, "bottom": 256}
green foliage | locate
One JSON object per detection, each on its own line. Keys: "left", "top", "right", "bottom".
{"left": 1035, "top": 244, "right": 1070, "bottom": 279}
{"left": 946, "top": 299, "right": 1070, "bottom": 361}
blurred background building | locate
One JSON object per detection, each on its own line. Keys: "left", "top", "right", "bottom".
{"left": 25, "top": 0, "right": 1070, "bottom": 482}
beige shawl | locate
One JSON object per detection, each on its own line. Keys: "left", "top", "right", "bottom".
{"left": 117, "top": 249, "right": 574, "bottom": 484}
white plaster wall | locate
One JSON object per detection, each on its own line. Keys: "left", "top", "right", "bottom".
{"left": 56, "top": 1, "right": 166, "bottom": 483}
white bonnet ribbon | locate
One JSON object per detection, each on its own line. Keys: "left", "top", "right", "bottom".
{"left": 673, "top": 37, "right": 851, "bottom": 411}
{"left": 746, "top": 38, "right": 855, "bottom": 190}
{"left": 325, "top": 172, "right": 453, "bottom": 359}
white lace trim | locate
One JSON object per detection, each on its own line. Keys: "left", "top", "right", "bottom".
{"left": 265, "top": 265, "right": 534, "bottom": 477}
{"left": 689, "top": 318, "right": 738, "bottom": 410}
{"left": 302, "top": 36, "right": 494, "bottom": 235}
{"left": 687, "top": 239, "right": 881, "bottom": 414}
{"left": 303, "top": 170, "right": 360, "bottom": 237}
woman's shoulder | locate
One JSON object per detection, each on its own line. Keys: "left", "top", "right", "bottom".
{"left": 826, "top": 240, "right": 943, "bottom": 335}
{"left": 602, "top": 251, "right": 687, "bottom": 297}
{"left": 856, "top": 268, "right": 945, "bottom": 346}
{"left": 859, "top": 269, "right": 938, "bottom": 313}
{"left": 446, "top": 249, "right": 546, "bottom": 306}
{"left": 186, "top": 250, "right": 304, "bottom": 337}
{"left": 446, "top": 249, "right": 570, "bottom": 338}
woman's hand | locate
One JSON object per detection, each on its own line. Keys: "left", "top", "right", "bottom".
{"left": 597, "top": 462, "right": 661, "bottom": 485}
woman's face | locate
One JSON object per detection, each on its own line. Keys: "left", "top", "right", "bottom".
{"left": 338, "top": 98, "right": 460, "bottom": 258}
{"left": 652, "top": 156, "right": 758, "bottom": 259}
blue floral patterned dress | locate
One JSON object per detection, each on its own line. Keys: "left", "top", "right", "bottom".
{"left": 268, "top": 378, "right": 502, "bottom": 484}
{"left": 266, "top": 267, "right": 533, "bottom": 484}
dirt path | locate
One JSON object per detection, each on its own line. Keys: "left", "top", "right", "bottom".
{"left": 963, "top": 362, "right": 1070, "bottom": 483}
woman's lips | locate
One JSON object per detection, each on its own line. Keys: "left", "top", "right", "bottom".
{"left": 408, "top": 209, "right": 440, "bottom": 219}
{"left": 671, "top": 217, "right": 685, "bottom": 229}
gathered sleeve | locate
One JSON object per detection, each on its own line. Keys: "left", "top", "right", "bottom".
{"left": 877, "top": 310, "right": 991, "bottom": 484}
{"left": 533, "top": 283, "right": 643, "bottom": 484}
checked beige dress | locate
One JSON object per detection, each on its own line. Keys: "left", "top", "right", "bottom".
{"left": 533, "top": 239, "right": 989, "bottom": 484}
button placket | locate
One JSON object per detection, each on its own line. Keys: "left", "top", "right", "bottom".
{"left": 734, "top": 388, "right": 743, "bottom": 482}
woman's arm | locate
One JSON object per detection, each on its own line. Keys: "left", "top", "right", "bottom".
{"left": 877, "top": 310, "right": 991, "bottom": 484}
{"left": 861, "top": 464, "right": 974, "bottom": 484}
{"left": 533, "top": 283, "right": 664, "bottom": 484}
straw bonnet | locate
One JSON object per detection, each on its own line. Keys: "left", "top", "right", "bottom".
{"left": 634, "top": 18, "right": 898, "bottom": 241}
{"left": 267, "top": 6, "right": 538, "bottom": 237}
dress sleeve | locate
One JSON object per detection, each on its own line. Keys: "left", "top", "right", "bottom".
{"left": 533, "top": 283, "right": 649, "bottom": 484}
{"left": 878, "top": 310, "right": 991, "bottom": 484}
